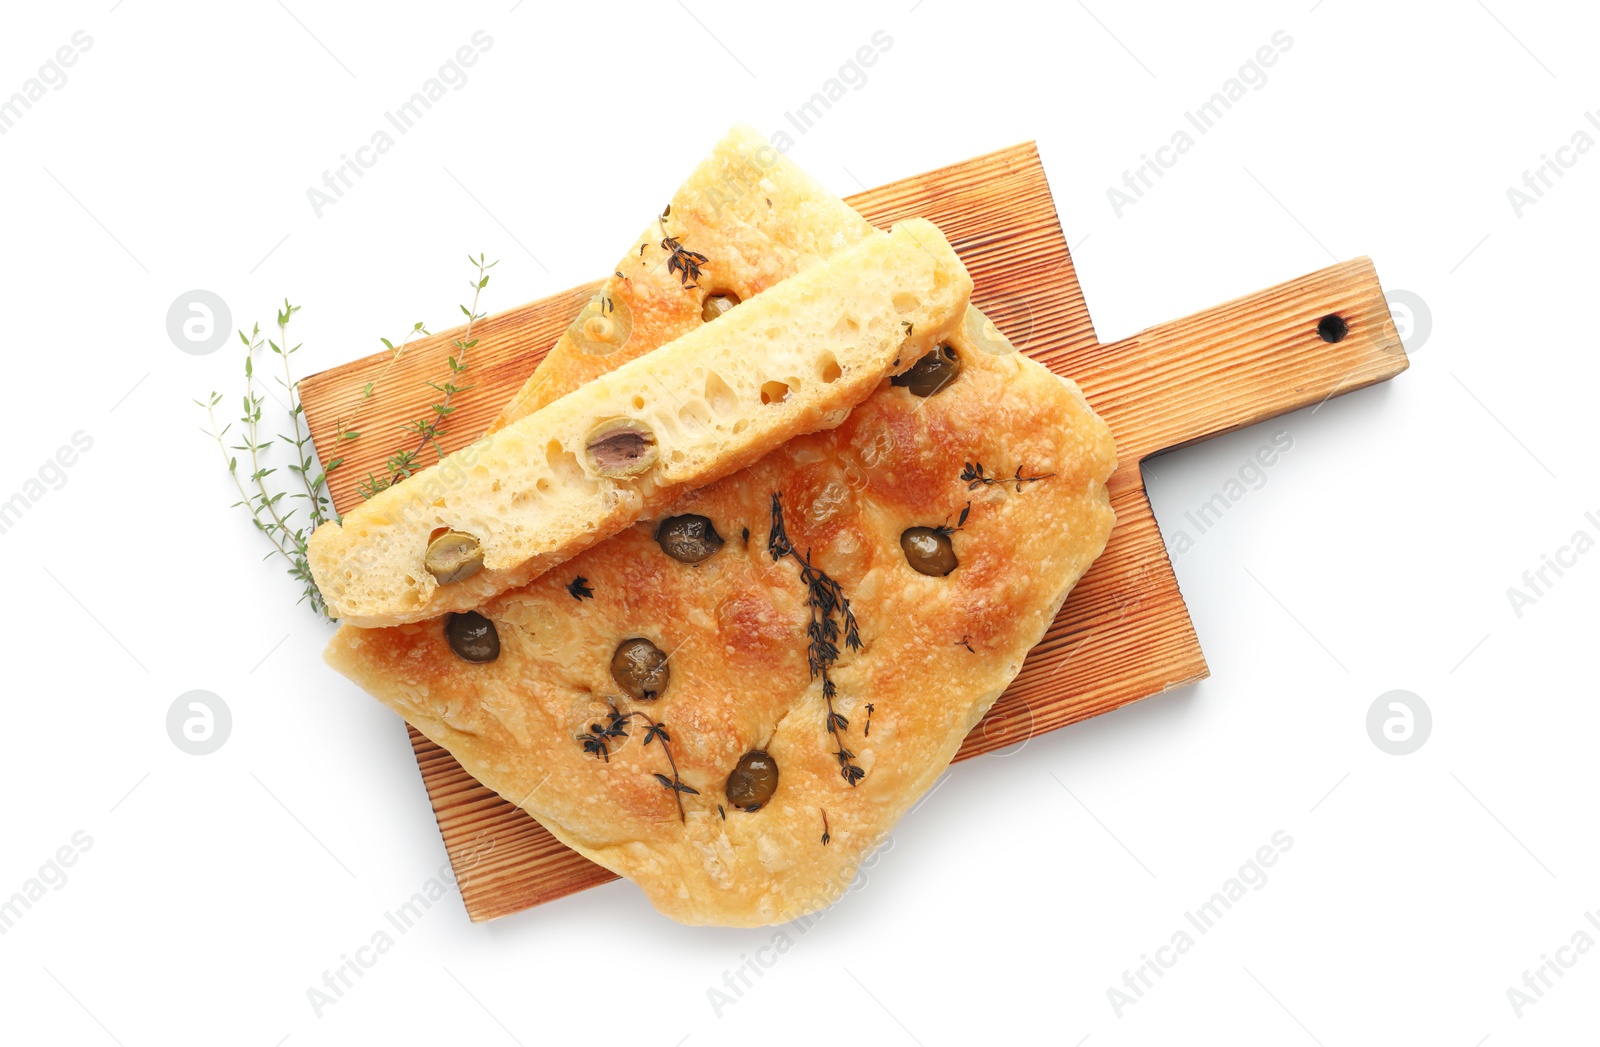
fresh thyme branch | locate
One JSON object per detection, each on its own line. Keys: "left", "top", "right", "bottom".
{"left": 198, "top": 300, "right": 333, "bottom": 619}
{"left": 352, "top": 253, "right": 498, "bottom": 499}
{"left": 768, "top": 492, "right": 867, "bottom": 787}
{"left": 576, "top": 697, "right": 699, "bottom": 822}
{"left": 202, "top": 253, "right": 499, "bottom": 621}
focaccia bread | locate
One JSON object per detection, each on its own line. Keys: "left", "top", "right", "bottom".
{"left": 325, "top": 313, "right": 1117, "bottom": 926}
{"left": 309, "top": 219, "right": 974, "bottom": 627}
{"left": 488, "top": 124, "right": 874, "bottom": 433}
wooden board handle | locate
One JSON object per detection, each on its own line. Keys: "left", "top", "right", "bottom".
{"left": 1041, "top": 257, "right": 1407, "bottom": 497}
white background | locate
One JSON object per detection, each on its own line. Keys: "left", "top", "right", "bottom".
{"left": 1, "top": 0, "right": 1595, "bottom": 1043}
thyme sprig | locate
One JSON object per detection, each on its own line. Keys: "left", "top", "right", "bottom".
{"left": 205, "top": 256, "right": 495, "bottom": 619}
{"left": 331, "top": 319, "right": 430, "bottom": 473}
{"left": 576, "top": 698, "right": 698, "bottom": 822}
{"left": 768, "top": 493, "right": 866, "bottom": 787}
{"left": 961, "top": 461, "right": 1055, "bottom": 493}
{"left": 198, "top": 301, "right": 334, "bottom": 619}
{"left": 357, "top": 254, "right": 497, "bottom": 499}
{"left": 270, "top": 302, "right": 335, "bottom": 532}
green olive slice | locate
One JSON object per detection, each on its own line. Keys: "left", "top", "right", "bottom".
{"left": 900, "top": 527, "right": 957, "bottom": 576}
{"left": 425, "top": 530, "right": 484, "bottom": 585}
{"left": 585, "top": 418, "right": 658, "bottom": 478}
{"left": 445, "top": 611, "right": 500, "bottom": 663}
{"left": 611, "top": 637, "right": 670, "bottom": 700}
{"left": 726, "top": 750, "right": 779, "bottom": 811}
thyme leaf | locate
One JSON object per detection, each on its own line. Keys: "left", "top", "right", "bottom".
{"left": 661, "top": 235, "right": 708, "bottom": 288}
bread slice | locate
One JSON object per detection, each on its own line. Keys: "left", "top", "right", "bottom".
{"left": 309, "top": 219, "right": 975, "bottom": 627}
{"left": 487, "top": 124, "right": 874, "bottom": 432}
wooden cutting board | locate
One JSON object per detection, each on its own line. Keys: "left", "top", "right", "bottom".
{"left": 300, "top": 142, "right": 1407, "bottom": 921}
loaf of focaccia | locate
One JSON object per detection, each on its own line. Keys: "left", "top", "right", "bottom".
{"left": 325, "top": 309, "right": 1117, "bottom": 925}
{"left": 308, "top": 220, "right": 975, "bottom": 627}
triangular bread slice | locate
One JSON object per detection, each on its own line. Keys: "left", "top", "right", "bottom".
{"left": 309, "top": 219, "right": 974, "bottom": 627}
{"left": 487, "top": 124, "right": 874, "bottom": 433}
{"left": 326, "top": 312, "right": 1115, "bottom": 926}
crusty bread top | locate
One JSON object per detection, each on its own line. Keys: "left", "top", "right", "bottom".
{"left": 325, "top": 312, "right": 1117, "bottom": 926}
{"left": 309, "top": 219, "right": 975, "bottom": 627}
{"left": 487, "top": 124, "right": 874, "bottom": 432}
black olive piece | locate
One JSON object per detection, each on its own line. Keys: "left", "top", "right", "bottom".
{"left": 655, "top": 514, "right": 725, "bottom": 564}
{"left": 726, "top": 750, "right": 779, "bottom": 811}
{"left": 701, "top": 292, "right": 740, "bottom": 323}
{"left": 890, "top": 343, "right": 961, "bottom": 397}
{"left": 611, "top": 637, "right": 670, "bottom": 700}
{"left": 445, "top": 611, "right": 500, "bottom": 663}
{"left": 900, "top": 527, "right": 957, "bottom": 576}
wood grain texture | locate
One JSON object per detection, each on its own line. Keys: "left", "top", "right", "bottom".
{"left": 301, "top": 143, "right": 1407, "bottom": 922}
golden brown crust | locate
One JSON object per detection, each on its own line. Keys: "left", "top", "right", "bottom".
{"left": 325, "top": 324, "right": 1116, "bottom": 926}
